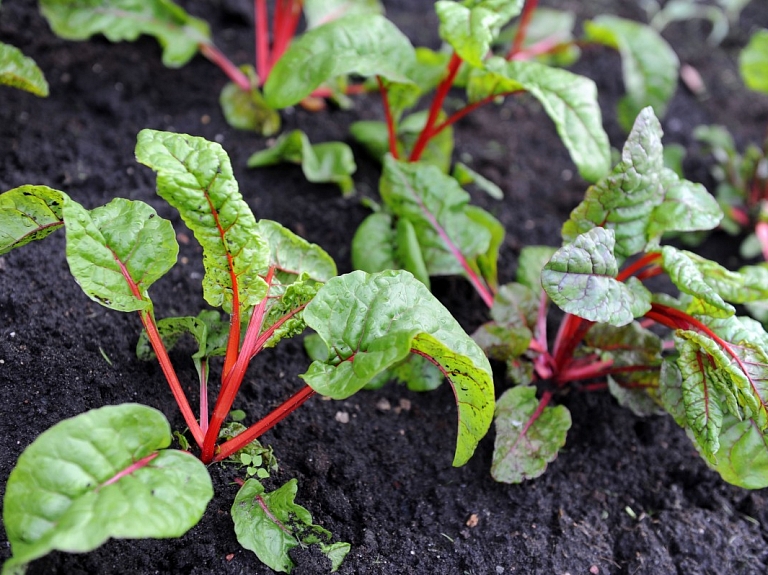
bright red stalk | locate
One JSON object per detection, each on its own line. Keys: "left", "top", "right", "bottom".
{"left": 409, "top": 52, "right": 463, "bottom": 162}
{"left": 199, "top": 43, "right": 252, "bottom": 92}
{"left": 616, "top": 252, "right": 663, "bottom": 282}
{"left": 271, "top": 0, "right": 303, "bottom": 69}
{"left": 213, "top": 385, "right": 316, "bottom": 462}
{"left": 507, "top": 0, "right": 538, "bottom": 60}
{"left": 377, "top": 76, "right": 399, "bottom": 159}
{"left": 430, "top": 90, "right": 522, "bottom": 141}
{"left": 255, "top": 0, "right": 270, "bottom": 82}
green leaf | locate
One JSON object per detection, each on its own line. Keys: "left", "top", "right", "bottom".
{"left": 349, "top": 121, "right": 394, "bottom": 163}
{"left": 497, "top": 8, "right": 577, "bottom": 65}
{"left": 0, "top": 185, "right": 65, "bottom": 255}
{"left": 702, "top": 413, "right": 768, "bottom": 489}
{"left": 304, "top": 0, "right": 384, "bottom": 29}
{"left": 264, "top": 14, "right": 415, "bottom": 108}
{"left": 135, "top": 129, "right": 269, "bottom": 314}
{"left": 232, "top": 478, "right": 350, "bottom": 573}
{"left": 379, "top": 156, "right": 497, "bottom": 280}
{"left": 435, "top": 0, "right": 524, "bottom": 67}
{"left": 63, "top": 197, "right": 178, "bottom": 312}
{"left": 516, "top": 245, "right": 557, "bottom": 292}
{"left": 740, "top": 29, "right": 768, "bottom": 94}
{"left": 542, "top": 228, "right": 652, "bottom": 326}
{"left": 466, "top": 205, "right": 504, "bottom": 290}
{"left": 660, "top": 246, "right": 735, "bottom": 318}
{"left": 562, "top": 107, "right": 665, "bottom": 262}
{"left": 247, "top": 130, "right": 356, "bottom": 196}
{"left": 219, "top": 66, "right": 280, "bottom": 136}
{"left": 398, "top": 110, "right": 455, "bottom": 172}
{"left": 491, "top": 386, "right": 571, "bottom": 483}
{"left": 453, "top": 162, "right": 504, "bottom": 199}
{"left": 646, "top": 168, "right": 722, "bottom": 245}
{"left": 3, "top": 404, "right": 212, "bottom": 571}
{"left": 301, "top": 270, "right": 495, "bottom": 466}
{"left": 467, "top": 57, "right": 610, "bottom": 182}
{"left": 396, "top": 217, "right": 431, "bottom": 288}
{"left": 584, "top": 16, "right": 679, "bottom": 132}
{"left": 39, "top": 0, "right": 211, "bottom": 67}
{"left": 351, "top": 211, "right": 398, "bottom": 273}
{"left": 256, "top": 219, "right": 337, "bottom": 286}
{"left": 0, "top": 42, "right": 49, "bottom": 96}
{"left": 136, "top": 315, "right": 208, "bottom": 362}
{"left": 472, "top": 283, "right": 537, "bottom": 361}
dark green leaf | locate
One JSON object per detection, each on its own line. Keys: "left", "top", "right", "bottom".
{"left": 0, "top": 185, "right": 65, "bottom": 254}
{"left": 3, "top": 404, "right": 212, "bottom": 571}
{"left": 0, "top": 42, "right": 49, "bottom": 96}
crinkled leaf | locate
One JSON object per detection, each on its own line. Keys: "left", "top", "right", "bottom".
{"left": 0, "top": 42, "right": 49, "bottom": 96}
{"left": 135, "top": 130, "right": 269, "bottom": 314}
{"left": 232, "top": 478, "right": 349, "bottom": 573}
{"left": 562, "top": 107, "right": 665, "bottom": 262}
{"left": 351, "top": 211, "right": 398, "bottom": 273}
{"left": 379, "top": 156, "right": 496, "bottom": 281}
{"left": 303, "top": 0, "right": 383, "bottom": 29}
{"left": 467, "top": 57, "right": 610, "bottom": 182}
{"left": 435, "top": 0, "right": 524, "bottom": 67}
{"left": 542, "top": 228, "right": 652, "bottom": 326}
{"left": 584, "top": 16, "right": 679, "bottom": 131}
{"left": 0, "top": 185, "right": 65, "bottom": 254}
{"left": 701, "top": 413, "right": 768, "bottom": 489}
{"left": 646, "top": 168, "right": 722, "bottom": 245}
{"left": 261, "top": 278, "right": 323, "bottom": 348}
{"left": 219, "top": 66, "right": 280, "bottom": 136}
{"left": 248, "top": 130, "right": 356, "bottom": 196}
{"left": 490, "top": 282, "right": 539, "bottom": 327}
{"left": 492, "top": 386, "right": 571, "bottom": 483}
{"left": 2, "top": 404, "right": 212, "bottom": 572}
{"left": 473, "top": 283, "right": 536, "bottom": 361}
{"left": 301, "top": 270, "right": 495, "bottom": 466}
{"left": 516, "top": 245, "right": 557, "bottom": 292}
{"left": 660, "top": 246, "right": 735, "bottom": 318}
{"left": 607, "top": 376, "right": 665, "bottom": 417}
{"left": 740, "top": 30, "right": 768, "bottom": 94}
{"left": 264, "top": 14, "right": 415, "bottom": 108}
{"left": 63, "top": 197, "right": 178, "bottom": 312}
{"left": 453, "top": 162, "right": 504, "bottom": 199}
{"left": 39, "top": 0, "right": 210, "bottom": 67}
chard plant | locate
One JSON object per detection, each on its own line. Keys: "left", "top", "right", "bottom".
{"left": 475, "top": 108, "right": 768, "bottom": 489}
{"left": 0, "top": 41, "right": 48, "bottom": 96}
{"left": 0, "top": 131, "right": 494, "bottom": 573}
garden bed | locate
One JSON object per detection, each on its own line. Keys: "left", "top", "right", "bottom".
{"left": 1, "top": 0, "right": 768, "bottom": 573}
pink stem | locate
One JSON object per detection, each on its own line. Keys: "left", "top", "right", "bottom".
{"left": 98, "top": 452, "right": 160, "bottom": 490}
{"left": 199, "top": 43, "right": 251, "bottom": 92}
{"left": 507, "top": 0, "right": 539, "bottom": 60}
{"left": 756, "top": 221, "right": 768, "bottom": 261}
{"left": 377, "top": 76, "right": 399, "bottom": 159}
{"left": 255, "top": 0, "right": 270, "bottom": 82}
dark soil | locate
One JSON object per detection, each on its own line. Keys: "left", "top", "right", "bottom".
{"left": 2, "top": 1, "right": 768, "bottom": 573}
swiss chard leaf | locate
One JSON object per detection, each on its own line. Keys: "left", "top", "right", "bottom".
{"left": 467, "top": 57, "right": 610, "bottom": 182}
{"left": 231, "top": 478, "right": 350, "bottom": 573}
{"left": 562, "top": 107, "right": 665, "bottom": 262}
{"left": 660, "top": 246, "right": 735, "bottom": 318}
{"left": 264, "top": 14, "right": 416, "bottom": 108}
{"left": 2, "top": 404, "right": 212, "bottom": 572}
{"left": 39, "top": 0, "right": 211, "bottom": 68}
{"left": 584, "top": 16, "right": 679, "bottom": 132}
{"left": 135, "top": 129, "right": 270, "bottom": 315}
{"left": 63, "top": 197, "right": 178, "bottom": 312}
{"left": 435, "top": 0, "right": 524, "bottom": 67}
{"left": 303, "top": 0, "right": 384, "bottom": 29}
{"left": 453, "top": 162, "right": 504, "bottom": 199}
{"left": 703, "top": 412, "right": 768, "bottom": 489}
{"left": 219, "top": 66, "right": 280, "bottom": 136}
{"left": 541, "top": 227, "right": 652, "bottom": 326}
{"left": 492, "top": 386, "right": 572, "bottom": 483}
{"left": 0, "top": 42, "right": 49, "bottom": 96}
{"left": 247, "top": 130, "right": 357, "bottom": 196}
{"left": 740, "top": 29, "right": 768, "bottom": 94}
{"left": 516, "top": 245, "right": 558, "bottom": 292}
{"left": 301, "top": 270, "right": 495, "bottom": 466}
{"left": 0, "top": 185, "right": 65, "bottom": 254}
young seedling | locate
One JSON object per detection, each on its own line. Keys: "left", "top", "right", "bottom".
{"left": 0, "top": 131, "right": 494, "bottom": 572}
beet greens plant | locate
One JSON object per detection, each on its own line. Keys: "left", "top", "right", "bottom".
{"left": 0, "top": 131, "right": 494, "bottom": 573}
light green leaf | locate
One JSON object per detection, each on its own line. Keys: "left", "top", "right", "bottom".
{"left": 646, "top": 168, "right": 722, "bottom": 245}
{"left": 351, "top": 211, "right": 398, "bottom": 273}
{"left": 584, "top": 16, "right": 679, "bottom": 132}
{"left": 492, "top": 386, "right": 571, "bottom": 483}
{"left": 466, "top": 205, "right": 504, "bottom": 290}
{"left": 740, "top": 30, "right": 768, "bottom": 94}
{"left": 562, "top": 107, "right": 665, "bottom": 262}
{"left": 453, "top": 162, "right": 504, "bottom": 199}
{"left": 0, "top": 42, "right": 49, "bottom": 96}
{"left": 39, "top": 0, "right": 211, "bottom": 68}
{"left": 660, "top": 246, "right": 735, "bottom": 318}
{"left": 702, "top": 413, "right": 768, "bottom": 489}
{"left": 232, "top": 479, "right": 349, "bottom": 573}
{"left": 219, "top": 66, "right": 280, "bottom": 136}
{"left": 542, "top": 228, "right": 652, "bottom": 326}
{"left": 435, "top": 0, "right": 524, "bottom": 67}
{"left": 467, "top": 57, "right": 610, "bottom": 182}
{"left": 0, "top": 185, "right": 65, "bottom": 254}
{"left": 303, "top": 0, "right": 384, "bottom": 29}
{"left": 63, "top": 197, "right": 178, "bottom": 312}
{"left": 264, "top": 14, "right": 415, "bottom": 108}
{"left": 396, "top": 217, "right": 431, "bottom": 288}
{"left": 301, "top": 270, "right": 495, "bottom": 466}
{"left": 398, "top": 110, "right": 455, "bottom": 172}
{"left": 3, "top": 404, "right": 212, "bottom": 571}
{"left": 516, "top": 245, "right": 557, "bottom": 292}
{"left": 135, "top": 129, "right": 269, "bottom": 314}
{"left": 247, "top": 130, "right": 356, "bottom": 196}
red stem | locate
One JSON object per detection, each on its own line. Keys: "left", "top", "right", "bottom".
{"left": 199, "top": 359, "right": 209, "bottom": 433}
{"left": 213, "top": 385, "right": 316, "bottom": 462}
{"left": 430, "top": 91, "right": 521, "bottom": 140}
{"left": 377, "top": 76, "right": 399, "bottom": 159}
{"left": 409, "top": 52, "right": 463, "bottom": 162}
{"left": 199, "top": 43, "right": 251, "bottom": 92}
{"left": 271, "top": 0, "right": 303, "bottom": 70}
{"left": 507, "top": 0, "right": 538, "bottom": 60}
{"left": 616, "top": 252, "right": 663, "bottom": 282}
{"left": 255, "top": 0, "right": 270, "bottom": 82}
{"left": 551, "top": 313, "right": 593, "bottom": 373}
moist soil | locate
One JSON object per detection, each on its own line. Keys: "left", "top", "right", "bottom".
{"left": 2, "top": 1, "right": 768, "bottom": 573}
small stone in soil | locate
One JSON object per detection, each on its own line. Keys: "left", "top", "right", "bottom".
{"left": 335, "top": 411, "right": 350, "bottom": 423}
